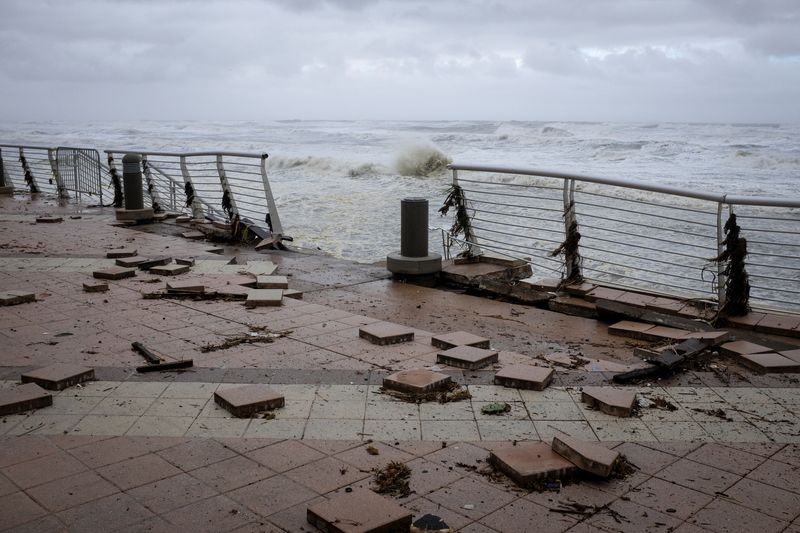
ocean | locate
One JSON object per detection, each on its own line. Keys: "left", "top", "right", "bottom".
{"left": 2, "top": 120, "right": 798, "bottom": 264}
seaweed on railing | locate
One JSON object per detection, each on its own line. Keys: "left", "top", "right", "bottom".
{"left": 712, "top": 212, "right": 750, "bottom": 317}
{"left": 439, "top": 184, "right": 476, "bottom": 256}
{"left": 550, "top": 201, "right": 583, "bottom": 285}
{"left": 107, "top": 155, "right": 124, "bottom": 207}
{"left": 19, "top": 153, "right": 38, "bottom": 193}
{"left": 221, "top": 189, "right": 233, "bottom": 219}
{"left": 184, "top": 181, "right": 195, "bottom": 208}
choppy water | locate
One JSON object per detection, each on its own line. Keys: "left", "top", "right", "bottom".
{"left": 2, "top": 120, "right": 798, "bottom": 263}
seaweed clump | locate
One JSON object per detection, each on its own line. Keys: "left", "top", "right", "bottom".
{"left": 712, "top": 212, "right": 750, "bottom": 318}
{"left": 373, "top": 461, "right": 411, "bottom": 497}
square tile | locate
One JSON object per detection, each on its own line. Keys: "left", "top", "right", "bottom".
{"left": 437, "top": 345, "right": 499, "bottom": 370}
{"left": 359, "top": 322, "right": 415, "bottom": 345}
{"left": 307, "top": 489, "right": 412, "bottom": 532}
{"left": 214, "top": 385, "right": 284, "bottom": 418}
{"left": 431, "top": 331, "right": 490, "bottom": 350}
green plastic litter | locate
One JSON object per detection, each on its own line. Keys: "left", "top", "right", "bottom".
{"left": 481, "top": 402, "right": 511, "bottom": 415}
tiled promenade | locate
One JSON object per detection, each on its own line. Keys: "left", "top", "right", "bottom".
{"left": 1, "top": 198, "right": 799, "bottom": 532}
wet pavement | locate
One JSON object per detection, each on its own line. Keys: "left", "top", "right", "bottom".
{"left": 1, "top": 194, "right": 799, "bottom": 532}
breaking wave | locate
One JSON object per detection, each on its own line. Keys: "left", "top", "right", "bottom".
{"left": 394, "top": 144, "right": 452, "bottom": 177}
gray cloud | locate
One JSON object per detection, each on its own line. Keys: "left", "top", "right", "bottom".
{"left": 0, "top": 0, "right": 798, "bottom": 122}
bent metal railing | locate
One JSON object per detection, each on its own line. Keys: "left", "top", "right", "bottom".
{"left": 445, "top": 164, "right": 800, "bottom": 314}
{"left": 0, "top": 143, "right": 284, "bottom": 240}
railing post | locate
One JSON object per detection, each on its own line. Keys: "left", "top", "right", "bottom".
{"left": 141, "top": 155, "right": 163, "bottom": 213}
{"left": 451, "top": 168, "right": 482, "bottom": 256}
{"left": 716, "top": 201, "right": 728, "bottom": 309}
{"left": 107, "top": 153, "right": 124, "bottom": 208}
{"left": 259, "top": 154, "right": 283, "bottom": 235}
{"left": 180, "top": 155, "right": 204, "bottom": 220}
{"left": 558, "top": 178, "right": 582, "bottom": 282}
{"left": 47, "top": 148, "right": 68, "bottom": 199}
{"left": 0, "top": 148, "right": 12, "bottom": 194}
{"left": 216, "top": 154, "right": 238, "bottom": 220}
{"left": 18, "top": 147, "right": 39, "bottom": 193}
{"left": 170, "top": 181, "right": 176, "bottom": 211}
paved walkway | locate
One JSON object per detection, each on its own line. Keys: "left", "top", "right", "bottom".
{"left": 1, "top": 196, "right": 799, "bottom": 532}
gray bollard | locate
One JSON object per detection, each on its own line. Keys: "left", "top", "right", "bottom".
{"left": 122, "top": 154, "right": 144, "bottom": 210}
{"left": 387, "top": 197, "right": 442, "bottom": 276}
{"left": 400, "top": 197, "right": 429, "bottom": 258}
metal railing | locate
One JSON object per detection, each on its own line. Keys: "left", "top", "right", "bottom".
{"left": 0, "top": 144, "right": 284, "bottom": 239}
{"left": 446, "top": 164, "right": 800, "bottom": 313}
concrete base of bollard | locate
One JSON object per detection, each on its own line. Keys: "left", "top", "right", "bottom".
{"left": 386, "top": 251, "right": 442, "bottom": 275}
{"left": 115, "top": 207, "right": 155, "bottom": 222}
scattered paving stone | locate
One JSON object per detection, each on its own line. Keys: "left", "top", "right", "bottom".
{"left": 0, "top": 383, "right": 52, "bottom": 415}
{"left": 494, "top": 364, "right": 554, "bottom": 390}
{"left": 608, "top": 320, "right": 655, "bottom": 339}
{"left": 720, "top": 340, "right": 773, "bottom": 357}
{"left": 737, "top": 353, "right": 800, "bottom": 373}
{"left": 82, "top": 281, "right": 109, "bottom": 293}
{"left": 214, "top": 385, "right": 285, "bottom": 418}
{"left": 93, "top": 266, "right": 136, "bottom": 280}
{"left": 383, "top": 369, "right": 452, "bottom": 395}
{"left": 148, "top": 263, "right": 190, "bottom": 276}
{"left": 307, "top": 488, "right": 412, "bottom": 533}
{"left": 106, "top": 248, "right": 137, "bottom": 258}
{"left": 206, "top": 247, "right": 224, "bottom": 254}
{"left": 431, "top": 331, "right": 490, "bottom": 350}
{"left": 115, "top": 257, "right": 148, "bottom": 268}
{"left": 563, "top": 281, "right": 597, "bottom": 296}
{"left": 489, "top": 442, "right": 578, "bottom": 488}
{"left": 548, "top": 296, "right": 597, "bottom": 318}
{"left": 244, "top": 261, "right": 278, "bottom": 275}
{"left": 437, "top": 345, "right": 499, "bottom": 370}
{"left": 643, "top": 325, "right": 691, "bottom": 342}
{"left": 166, "top": 280, "right": 205, "bottom": 294}
{"left": 527, "top": 278, "right": 561, "bottom": 292}
{"left": 0, "top": 290, "right": 36, "bottom": 306}
{"left": 255, "top": 275, "right": 289, "bottom": 289}
{"left": 359, "top": 322, "right": 415, "bottom": 345}
{"left": 175, "top": 257, "right": 196, "bottom": 266}
{"left": 282, "top": 288, "right": 303, "bottom": 300}
{"left": 175, "top": 215, "right": 191, "bottom": 223}
{"left": 551, "top": 434, "right": 620, "bottom": 477}
{"left": 678, "top": 330, "right": 731, "bottom": 345}
{"left": 136, "top": 257, "right": 172, "bottom": 270}
{"left": 244, "top": 288, "right": 283, "bottom": 308}
{"left": 21, "top": 364, "right": 95, "bottom": 391}
{"left": 181, "top": 231, "right": 205, "bottom": 240}
{"left": 779, "top": 349, "right": 800, "bottom": 364}
{"left": 581, "top": 387, "right": 637, "bottom": 417}
{"left": 35, "top": 216, "right": 63, "bottom": 223}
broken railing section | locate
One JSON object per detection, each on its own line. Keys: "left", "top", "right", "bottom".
{"left": 105, "top": 149, "right": 287, "bottom": 248}
{"left": 442, "top": 163, "right": 800, "bottom": 314}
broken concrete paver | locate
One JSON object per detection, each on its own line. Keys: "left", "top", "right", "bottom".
{"left": 489, "top": 442, "right": 578, "bottom": 488}
{"left": 551, "top": 433, "right": 620, "bottom": 477}
{"left": 82, "top": 281, "right": 109, "bottom": 293}
{"left": 148, "top": 263, "right": 190, "bottom": 276}
{"left": 431, "top": 331, "right": 490, "bottom": 350}
{"left": 92, "top": 266, "right": 136, "bottom": 280}
{"left": 255, "top": 275, "right": 289, "bottom": 289}
{"left": 0, "top": 383, "right": 53, "bottom": 415}
{"left": 20, "top": 364, "right": 95, "bottom": 391}
{"left": 106, "top": 248, "right": 138, "bottom": 258}
{"left": 737, "top": 353, "right": 800, "bottom": 373}
{"left": 214, "top": 385, "right": 285, "bottom": 418}
{"left": 0, "top": 290, "right": 36, "bottom": 306}
{"left": 494, "top": 364, "right": 554, "bottom": 391}
{"left": 436, "top": 345, "right": 499, "bottom": 370}
{"left": 307, "top": 488, "right": 412, "bottom": 533}
{"left": 581, "top": 387, "right": 637, "bottom": 417}
{"left": 359, "top": 322, "right": 415, "bottom": 345}
{"left": 383, "top": 369, "right": 452, "bottom": 395}
{"left": 244, "top": 289, "right": 283, "bottom": 307}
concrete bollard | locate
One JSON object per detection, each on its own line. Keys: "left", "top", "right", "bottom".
{"left": 122, "top": 154, "right": 144, "bottom": 210}
{"left": 387, "top": 198, "right": 442, "bottom": 276}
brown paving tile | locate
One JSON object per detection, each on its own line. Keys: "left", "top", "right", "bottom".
{"left": 335, "top": 442, "right": 416, "bottom": 471}
{"left": 725, "top": 477, "right": 800, "bottom": 522}
{"left": 301, "top": 439, "right": 364, "bottom": 456}
{"left": 128, "top": 472, "right": 219, "bottom": 515}
{"left": 265, "top": 496, "right": 327, "bottom": 533}
{"left": 7, "top": 514, "right": 68, "bottom": 533}
{"left": 68, "top": 436, "right": 178, "bottom": 468}
{"left": 228, "top": 521, "right": 285, "bottom": 533}
{"left": 112, "top": 516, "right": 176, "bottom": 533}
{"left": 0, "top": 491, "right": 48, "bottom": 530}
{"left": 582, "top": 468, "right": 651, "bottom": 497}
{"left": 625, "top": 476, "right": 713, "bottom": 520}
{"left": 390, "top": 440, "right": 446, "bottom": 457}
{"left": 479, "top": 498, "right": 577, "bottom": 533}
{"left": 426, "top": 476, "right": 517, "bottom": 521}
{"left": 525, "top": 482, "right": 616, "bottom": 510}
{"left": 424, "top": 442, "right": 492, "bottom": 469}
{"left": 245, "top": 440, "right": 325, "bottom": 473}
{"left": 1, "top": 449, "right": 87, "bottom": 490}
{"left": 284, "top": 456, "right": 371, "bottom": 494}
{"left": 689, "top": 498, "right": 788, "bottom": 533}
{"left": 584, "top": 498, "right": 682, "bottom": 532}
{"left": 0, "top": 436, "right": 60, "bottom": 468}
{"left": 403, "top": 495, "right": 474, "bottom": 532}
{"left": 157, "top": 438, "right": 238, "bottom": 471}
{"left": 0, "top": 472, "right": 16, "bottom": 497}
{"left": 656, "top": 457, "right": 740, "bottom": 495}
{"left": 747, "top": 459, "right": 800, "bottom": 494}
{"left": 722, "top": 441, "right": 786, "bottom": 458}
{"left": 190, "top": 455, "right": 276, "bottom": 492}
{"left": 613, "top": 442, "right": 679, "bottom": 475}
{"left": 162, "top": 494, "right": 259, "bottom": 533}
{"left": 26, "top": 470, "right": 119, "bottom": 512}
{"left": 96, "top": 452, "right": 182, "bottom": 490}
{"left": 214, "top": 437, "right": 280, "bottom": 455}
{"left": 56, "top": 492, "right": 154, "bottom": 532}
{"left": 458, "top": 523, "right": 500, "bottom": 533}
{"left": 772, "top": 444, "right": 800, "bottom": 467}
{"left": 406, "top": 457, "right": 465, "bottom": 496}
{"left": 227, "top": 474, "right": 319, "bottom": 517}
{"left": 45, "top": 434, "right": 111, "bottom": 451}
{"left": 685, "top": 443, "right": 767, "bottom": 476}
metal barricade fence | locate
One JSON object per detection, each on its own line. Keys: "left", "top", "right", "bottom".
{"left": 445, "top": 164, "right": 800, "bottom": 314}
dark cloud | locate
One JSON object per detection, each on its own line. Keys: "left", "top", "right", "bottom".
{"left": 0, "top": 0, "right": 798, "bottom": 122}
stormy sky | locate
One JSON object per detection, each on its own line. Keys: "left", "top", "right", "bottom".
{"left": 1, "top": 0, "right": 798, "bottom": 123}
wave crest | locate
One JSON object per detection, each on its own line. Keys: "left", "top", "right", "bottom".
{"left": 394, "top": 144, "right": 452, "bottom": 177}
